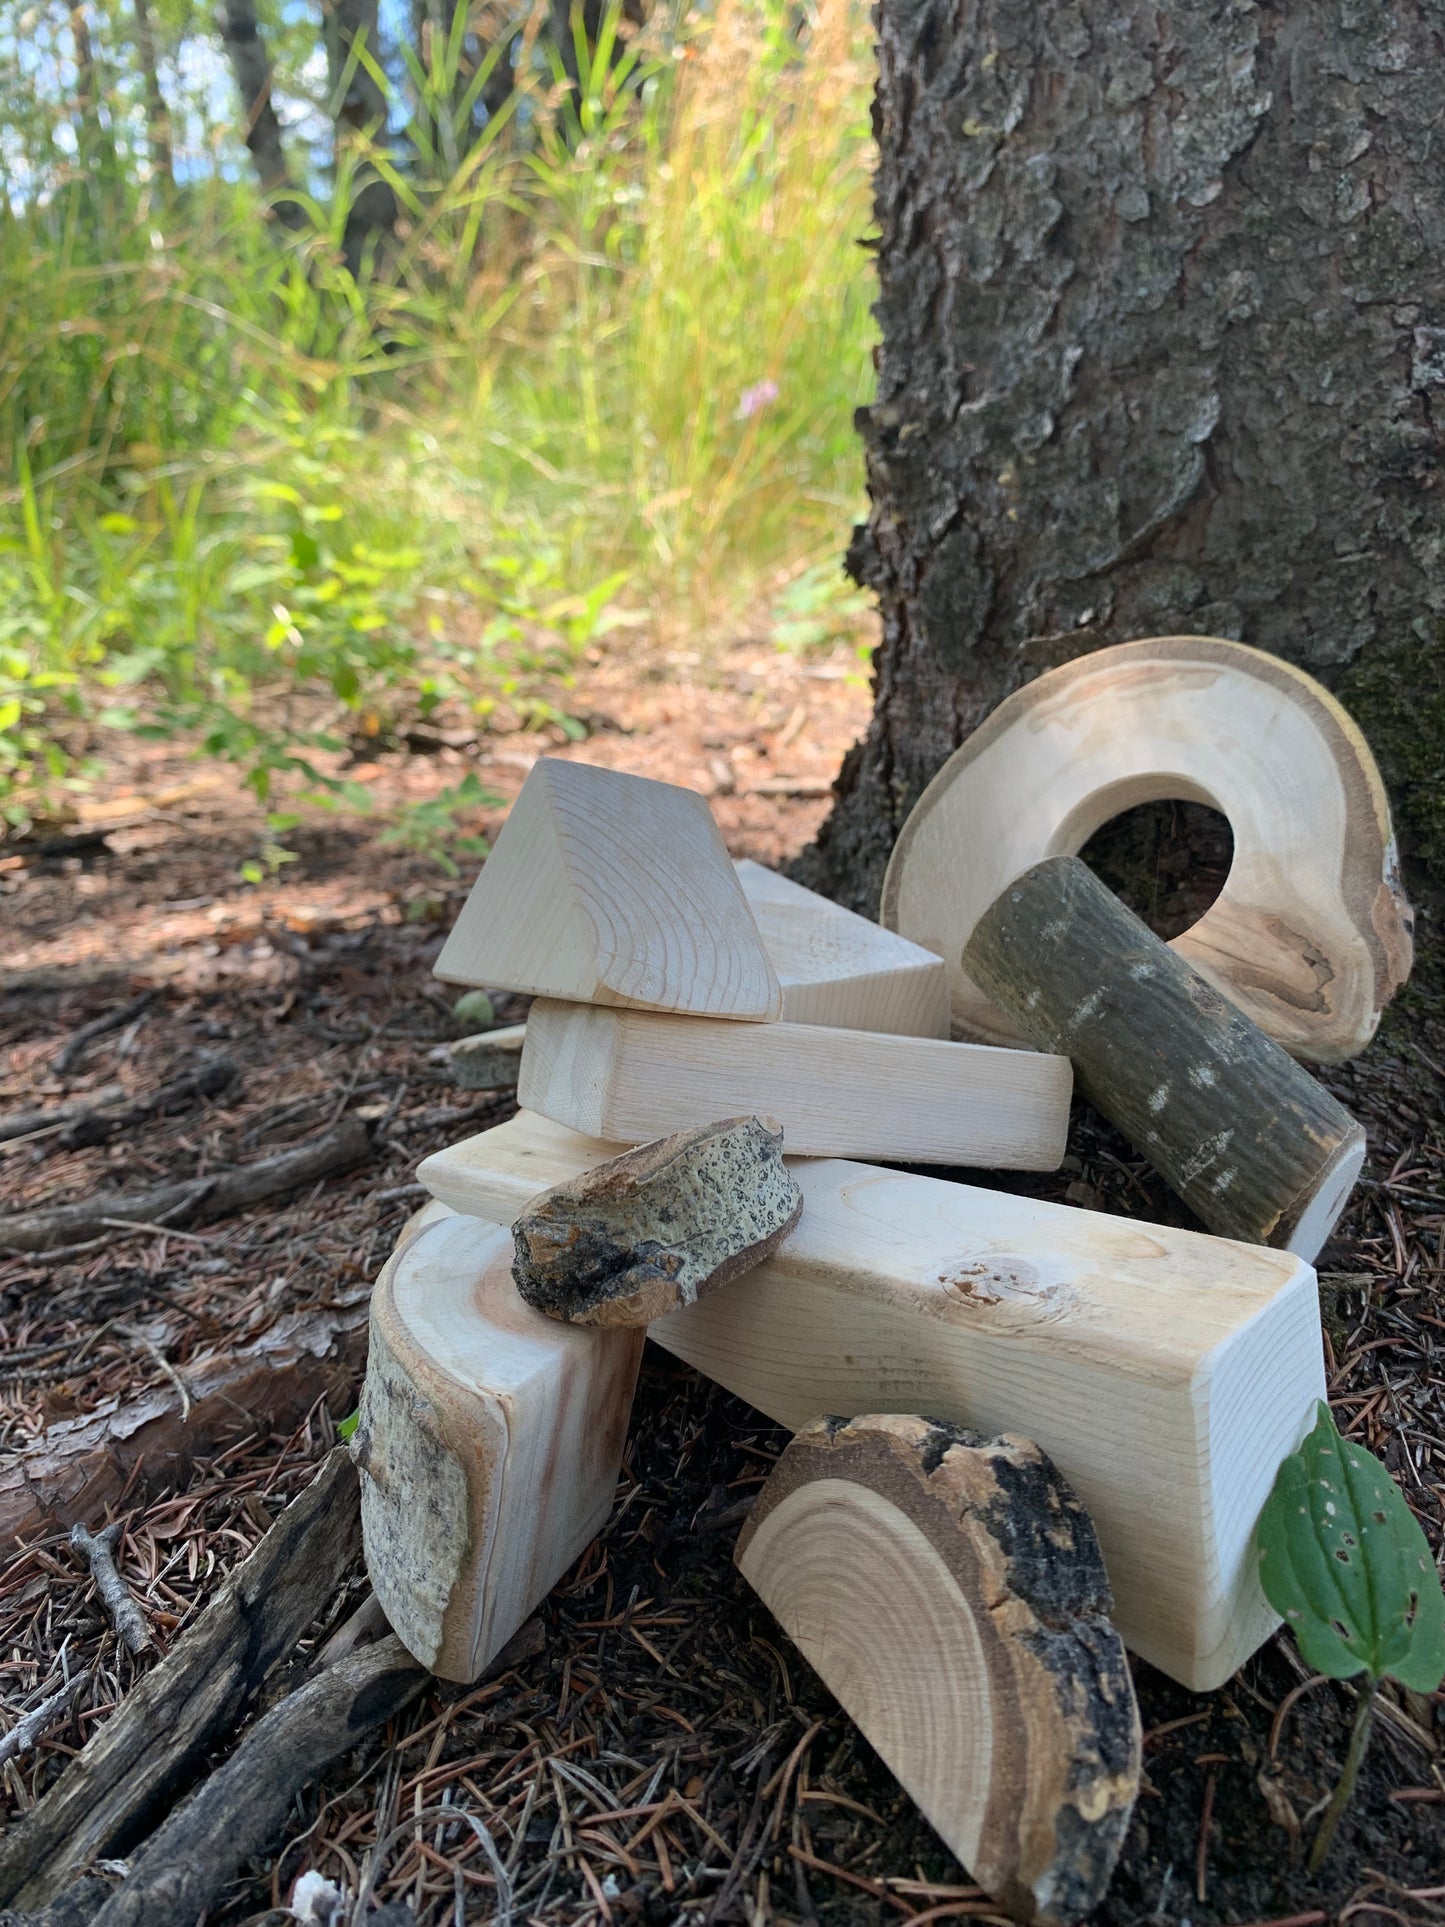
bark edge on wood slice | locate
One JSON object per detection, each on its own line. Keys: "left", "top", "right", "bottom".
{"left": 512, "top": 1115, "right": 802, "bottom": 1326}
{"left": 963, "top": 856, "right": 1366, "bottom": 1261}
{"left": 518, "top": 998, "right": 1072, "bottom": 1169}
{"left": 418, "top": 1112, "right": 1326, "bottom": 1690}
{"left": 880, "top": 637, "right": 1413, "bottom": 1064}
{"left": 735, "top": 859, "right": 949, "bottom": 1035}
{"left": 353, "top": 1214, "right": 642, "bottom": 1680}
{"left": 736, "top": 1415, "right": 1141, "bottom": 1926}
{"left": 433, "top": 758, "right": 782, "bottom": 1021}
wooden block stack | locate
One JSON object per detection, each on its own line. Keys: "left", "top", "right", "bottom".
{"left": 356, "top": 639, "right": 1414, "bottom": 1927}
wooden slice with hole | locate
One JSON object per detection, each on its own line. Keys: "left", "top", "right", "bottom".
{"left": 880, "top": 637, "right": 1414, "bottom": 1064}
{"left": 735, "top": 1415, "right": 1141, "bottom": 1926}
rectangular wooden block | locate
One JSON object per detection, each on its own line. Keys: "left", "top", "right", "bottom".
{"left": 517, "top": 998, "right": 1072, "bottom": 1169}
{"left": 434, "top": 759, "right": 782, "bottom": 1021}
{"left": 417, "top": 1112, "right": 1326, "bottom": 1692}
{"left": 735, "top": 859, "right": 949, "bottom": 1036}
{"left": 354, "top": 1211, "right": 642, "bottom": 1680}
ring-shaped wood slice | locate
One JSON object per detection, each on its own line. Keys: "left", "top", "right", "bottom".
{"left": 880, "top": 637, "right": 1414, "bottom": 1064}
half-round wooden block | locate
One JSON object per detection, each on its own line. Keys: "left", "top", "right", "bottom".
{"left": 881, "top": 637, "right": 1414, "bottom": 1064}
{"left": 353, "top": 1214, "right": 643, "bottom": 1680}
{"left": 736, "top": 1415, "right": 1141, "bottom": 1926}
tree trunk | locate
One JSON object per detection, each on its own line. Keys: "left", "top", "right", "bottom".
{"left": 217, "top": 0, "right": 301, "bottom": 219}
{"left": 323, "top": 0, "right": 398, "bottom": 275}
{"left": 800, "top": 0, "right": 1445, "bottom": 918}
{"left": 130, "top": 0, "right": 173, "bottom": 192}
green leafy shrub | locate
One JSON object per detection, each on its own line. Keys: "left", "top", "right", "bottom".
{"left": 1256, "top": 1401, "right": 1445, "bottom": 1869}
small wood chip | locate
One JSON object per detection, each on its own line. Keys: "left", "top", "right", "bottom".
{"left": 511, "top": 1116, "right": 803, "bottom": 1326}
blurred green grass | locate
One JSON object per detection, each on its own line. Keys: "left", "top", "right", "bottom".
{"left": 0, "top": 0, "right": 877, "bottom": 846}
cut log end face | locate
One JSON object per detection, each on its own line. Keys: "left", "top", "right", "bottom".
{"left": 736, "top": 1415, "right": 1141, "bottom": 1927}
{"left": 512, "top": 1116, "right": 803, "bottom": 1326}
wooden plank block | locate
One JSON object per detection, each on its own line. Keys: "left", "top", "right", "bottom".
{"left": 517, "top": 999, "right": 1072, "bottom": 1169}
{"left": 352, "top": 1213, "right": 642, "bottom": 1681}
{"left": 736, "top": 1415, "right": 1141, "bottom": 1925}
{"left": 434, "top": 759, "right": 782, "bottom": 1021}
{"left": 417, "top": 1112, "right": 1327, "bottom": 1691}
{"left": 964, "top": 857, "right": 1366, "bottom": 1261}
{"left": 880, "top": 636, "right": 1414, "bottom": 1063}
{"left": 735, "top": 859, "right": 948, "bottom": 1035}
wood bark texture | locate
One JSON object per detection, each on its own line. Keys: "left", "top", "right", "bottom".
{"left": 737, "top": 1414, "right": 1141, "bottom": 1925}
{"left": 798, "top": 0, "right": 1445, "bottom": 914}
{"left": 450, "top": 1022, "right": 527, "bottom": 1090}
{"left": 217, "top": 0, "right": 299, "bottom": 211}
{"left": 419, "top": 1112, "right": 1326, "bottom": 1689}
{"left": 87, "top": 1635, "right": 425, "bottom": 1927}
{"left": 735, "top": 859, "right": 949, "bottom": 1035}
{"left": 880, "top": 637, "right": 1413, "bottom": 1062}
{"left": 0, "top": 1452, "right": 361, "bottom": 1911}
{"left": 354, "top": 1215, "right": 641, "bottom": 1679}
{"left": 435, "top": 759, "right": 782, "bottom": 1020}
{"left": 511, "top": 1115, "right": 803, "bottom": 1325}
{"left": 0, "top": 1301, "right": 367, "bottom": 1544}
{"left": 517, "top": 998, "right": 1072, "bottom": 1168}
{"left": 963, "top": 857, "right": 1366, "bottom": 1261}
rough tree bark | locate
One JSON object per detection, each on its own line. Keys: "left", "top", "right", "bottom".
{"left": 799, "top": 0, "right": 1445, "bottom": 917}
{"left": 323, "top": 0, "right": 398, "bottom": 273}
{"left": 217, "top": 0, "right": 301, "bottom": 219}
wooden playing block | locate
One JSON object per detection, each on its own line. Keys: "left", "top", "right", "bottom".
{"left": 517, "top": 999, "right": 1072, "bottom": 1169}
{"left": 735, "top": 859, "right": 948, "bottom": 1035}
{"left": 417, "top": 1112, "right": 1327, "bottom": 1691}
{"left": 964, "top": 858, "right": 1366, "bottom": 1261}
{"left": 434, "top": 759, "right": 783, "bottom": 1021}
{"left": 881, "top": 636, "right": 1414, "bottom": 1063}
{"left": 352, "top": 1212, "right": 642, "bottom": 1680}
{"left": 737, "top": 1416, "right": 1141, "bottom": 1925}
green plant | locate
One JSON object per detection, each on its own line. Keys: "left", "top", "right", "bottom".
{"left": 1255, "top": 1401, "right": 1445, "bottom": 1870}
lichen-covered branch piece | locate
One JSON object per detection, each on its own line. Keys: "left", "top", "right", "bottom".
{"left": 510, "top": 1115, "right": 803, "bottom": 1326}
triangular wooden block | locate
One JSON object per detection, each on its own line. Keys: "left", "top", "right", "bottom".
{"left": 434, "top": 760, "right": 783, "bottom": 1021}
{"left": 418, "top": 1111, "right": 1327, "bottom": 1692}
{"left": 736, "top": 860, "right": 948, "bottom": 1035}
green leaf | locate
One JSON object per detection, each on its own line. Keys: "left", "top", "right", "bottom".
{"left": 1257, "top": 1402, "right": 1445, "bottom": 1690}
{"left": 337, "top": 1409, "right": 360, "bottom": 1441}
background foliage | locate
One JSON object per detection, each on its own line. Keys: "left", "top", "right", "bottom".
{"left": 0, "top": 0, "right": 876, "bottom": 839}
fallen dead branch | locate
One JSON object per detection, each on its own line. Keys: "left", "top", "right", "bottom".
{"left": 0, "top": 1671, "right": 92, "bottom": 1772}
{"left": 52, "top": 991, "right": 158, "bottom": 1078}
{"left": 0, "top": 1301, "right": 369, "bottom": 1544}
{"left": 0, "top": 1450, "right": 363, "bottom": 1912}
{"left": 88, "top": 1633, "right": 427, "bottom": 1927}
{"left": 54, "top": 1056, "right": 238, "bottom": 1150}
{"left": 0, "top": 1111, "right": 379, "bottom": 1254}
{"left": 0, "top": 1089, "right": 125, "bottom": 1148}
{"left": 67, "top": 1525, "right": 150, "bottom": 1655}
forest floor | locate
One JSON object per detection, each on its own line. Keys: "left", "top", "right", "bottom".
{"left": 1, "top": 638, "right": 1442, "bottom": 1927}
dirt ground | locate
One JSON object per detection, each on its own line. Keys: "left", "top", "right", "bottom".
{"left": 1, "top": 638, "right": 1442, "bottom": 1926}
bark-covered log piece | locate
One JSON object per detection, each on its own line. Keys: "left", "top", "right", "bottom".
{"left": 963, "top": 857, "right": 1365, "bottom": 1261}
{"left": 355, "top": 1216, "right": 641, "bottom": 1680}
{"left": 510, "top": 1115, "right": 804, "bottom": 1326}
{"left": 798, "top": 0, "right": 1445, "bottom": 919}
{"left": 880, "top": 636, "right": 1413, "bottom": 1064}
{"left": 735, "top": 1414, "right": 1141, "bottom": 1926}
{"left": 0, "top": 1452, "right": 362, "bottom": 1911}
{"left": 87, "top": 1635, "right": 425, "bottom": 1927}
{"left": 449, "top": 1022, "right": 527, "bottom": 1090}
